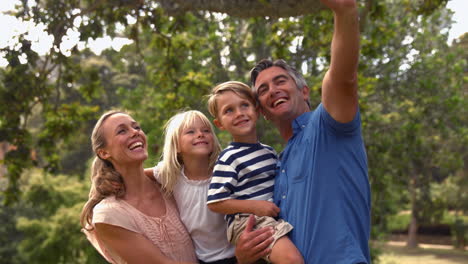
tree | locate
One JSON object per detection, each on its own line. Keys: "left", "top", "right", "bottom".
{"left": 358, "top": 4, "right": 466, "bottom": 248}
{"left": 1, "top": 0, "right": 451, "bottom": 203}
{"left": 14, "top": 169, "right": 106, "bottom": 263}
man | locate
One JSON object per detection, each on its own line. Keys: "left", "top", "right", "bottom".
{"left": 236, "top": 0, "right": 371, "bottom": 263}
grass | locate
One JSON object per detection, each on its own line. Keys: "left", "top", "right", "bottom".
{"left": 378, "top": 242, "right": 468, "bottom": 264}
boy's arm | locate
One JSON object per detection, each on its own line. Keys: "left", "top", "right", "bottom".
{"left": 321, "top": 0, "right": 360, "bottom": 123}
{"left": 207, "top": 199, "right": 280, "bottom": 217}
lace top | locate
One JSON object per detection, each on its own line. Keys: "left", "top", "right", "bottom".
{"left": 84, "top": 194, "right": 197, "bottom": 263}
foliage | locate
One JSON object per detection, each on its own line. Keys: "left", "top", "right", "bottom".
{"left": 12, "top": 169, "right": 106, "bottom": 263}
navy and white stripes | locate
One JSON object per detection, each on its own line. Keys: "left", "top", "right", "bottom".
{"left": 207, "top": 142, "right": 277, "bottom": 223}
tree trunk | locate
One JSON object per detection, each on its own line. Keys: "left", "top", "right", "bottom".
{"left": 407, "top": 212, "right": 418, "bottom": 248}
{"left": 407, "top": 174, "right": 419, "bottom": 248}
{"left": 0, "top": 142, "right": 9, "bottom": 179}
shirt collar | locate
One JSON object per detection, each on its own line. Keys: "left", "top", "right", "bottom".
{"left": 292, "top": 111, "right": 311, "bottom": 135}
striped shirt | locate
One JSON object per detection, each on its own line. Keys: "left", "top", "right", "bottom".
{"left": 207, "top": 142, "right": 277, "bottom": 224}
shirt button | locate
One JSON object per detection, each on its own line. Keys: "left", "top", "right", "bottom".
{"left": 282, "top": 195, "right": 286, "bottom": 199}
{"left": 281, "top": 170, "right": 285, "bottom": 173}
{"left": 301, "top": 125, "right": 305, "bottom": 128}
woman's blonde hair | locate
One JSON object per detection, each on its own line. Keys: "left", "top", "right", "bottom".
{"left": 80, "top": 110, "right": 127, "bottom": 231}
{"left": 158, "top": 110, "right": 221, "bottom": 194}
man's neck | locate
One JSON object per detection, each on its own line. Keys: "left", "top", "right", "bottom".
{"left": 278, "top": 124, "right": 294, "bottom": 141}
{"left": 275, "top": 110, "right": 309, "bottom": 141}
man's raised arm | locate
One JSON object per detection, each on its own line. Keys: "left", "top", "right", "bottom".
{"left": 321, "top": 0, "right": 360, "bottom": 123}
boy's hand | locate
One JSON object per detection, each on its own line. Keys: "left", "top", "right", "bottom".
{"left": 251, "top": 201, "right": 280, "bottom": 217}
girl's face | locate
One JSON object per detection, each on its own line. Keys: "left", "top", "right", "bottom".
{"left": 177, "top": 117, "right": 214, "bottom": 159}
{"left": 99, "top": 113, "right": 148, "bottom": 165}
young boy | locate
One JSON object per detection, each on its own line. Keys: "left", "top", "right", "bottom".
{"left": 206, "top": 81, "right": 303, "bottom": 264}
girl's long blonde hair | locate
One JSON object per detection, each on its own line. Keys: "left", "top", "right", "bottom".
{"left": 80, "top": 110, "right": 127, "bottom": 231}
{"left": 158, "top": 110, "right": 221, "bottom": 194}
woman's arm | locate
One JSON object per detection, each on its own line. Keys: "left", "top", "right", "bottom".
{"left": 95, "top": 223, "right": 195, "bottom": 264}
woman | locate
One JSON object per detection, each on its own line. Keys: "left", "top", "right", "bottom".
{"left": 80, "top": 110, "right": 197, "bottom": 263}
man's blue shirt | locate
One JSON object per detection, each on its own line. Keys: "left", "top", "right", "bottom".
{"left": 273, "top": 103, "right": 371, "bottom": 264}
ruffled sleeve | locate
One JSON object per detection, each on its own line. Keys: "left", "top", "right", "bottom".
{"left": 92, "top": 197, "right": 140, "bottom": 234}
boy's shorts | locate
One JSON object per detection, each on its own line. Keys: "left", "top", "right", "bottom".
{"left": 227, "top": 214, "right": 293, "bottom": 262}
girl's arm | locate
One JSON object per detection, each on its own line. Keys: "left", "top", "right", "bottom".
{"left": 207, "top": 199, "right": 280, "bottom": 217}
{"left": 144, "top": 168, "right": 154, "bottom": 178}
{"left": 95, "top": 223, "right": 195, "bottom": 264}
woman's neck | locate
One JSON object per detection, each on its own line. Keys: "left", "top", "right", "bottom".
{"left": 182, "top": 155, "right": 211, "bottom": 181}
{"left": 115, "top": 162, "right": 155, "bottom": 199}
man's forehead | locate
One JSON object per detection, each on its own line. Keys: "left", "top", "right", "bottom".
{"left": 255, "top": 67, "right": 289, "bottom": 86}
{"left": 256, "top": 66, "right": 289, "bottom": 84}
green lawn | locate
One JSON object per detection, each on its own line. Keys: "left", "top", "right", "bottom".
{"left": 379, "top": 243, "right": 468, "bottom": 264}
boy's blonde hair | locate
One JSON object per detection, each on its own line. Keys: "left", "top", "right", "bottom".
{"left": 207, "top": 81, "right": 257, "bottom": 119}
{"left": 158, "top": 110, "right": 221, "bottom": 194}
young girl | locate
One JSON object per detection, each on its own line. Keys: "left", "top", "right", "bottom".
{"left": 146, "top": 110, "right": 236, "bottom": 264}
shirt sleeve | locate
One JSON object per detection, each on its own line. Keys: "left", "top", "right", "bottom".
{"left": 318, "top": 103, "right": 361, "bottom": 136}
{"left": 207, "top": 161, "right": 238, "bottom": 204}
{"left": 153, "top": 164, "right": 161, "bottom": 183}
{"left": 92, "top": 199, "right": 140, "bottom": 234}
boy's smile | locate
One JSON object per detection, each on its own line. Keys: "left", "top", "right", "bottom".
{"left": 214, "top": 91, "right": 259, "bottom": 143}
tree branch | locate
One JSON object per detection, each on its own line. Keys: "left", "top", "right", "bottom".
{"left": 156, "top": 0, "right": 325, "bottom": 18}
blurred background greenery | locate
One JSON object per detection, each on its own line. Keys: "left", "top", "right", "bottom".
{"left": 0, "top": 0, "right": 466, "bottom": 263}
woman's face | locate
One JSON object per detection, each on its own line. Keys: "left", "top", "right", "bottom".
{"left": 98, "top": 113, "right": 148, "bottom": 165}
{"left": 177, "top": 117, "right": 214, "bottom": 159}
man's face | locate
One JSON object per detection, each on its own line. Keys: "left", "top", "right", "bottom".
{"left": 254, "top": 66, "right": 309, "bottom": 123}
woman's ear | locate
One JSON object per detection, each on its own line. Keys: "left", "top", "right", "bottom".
{"left": 97, "top": 148, "right": 111, "bottom": 160}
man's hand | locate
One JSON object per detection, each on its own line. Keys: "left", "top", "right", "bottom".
{"left": 320, "top": 0, "right": 357, "bottom": 13}
{"left": 235, "top": 215, "right": 274, "bottom": 264}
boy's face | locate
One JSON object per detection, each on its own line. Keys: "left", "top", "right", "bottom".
{"left": 213, "top": 91, "right": 259, "bottom": 143}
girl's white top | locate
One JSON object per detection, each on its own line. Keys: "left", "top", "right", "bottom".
{"left": 153, "top": 163, "right": 235, "bottom": 262}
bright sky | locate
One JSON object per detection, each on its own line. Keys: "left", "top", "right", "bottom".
{"left": 0, "top": 0, "right": 467, "bottom": 67}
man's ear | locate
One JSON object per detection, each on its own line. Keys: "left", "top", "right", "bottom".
{"left": 258, "top": 106, "right": 268, "bottom": 121}
{"left": 213, "top": 119, "right": 225, "bottom": 130}
{"left": 97, "top": 148, "right": 111, "bottom": 160}
{"left": 302, "top": 85, "right": 310, "bottom": 101}
{"left": 254, "top": 105, "right": 261, "bottom": 119}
